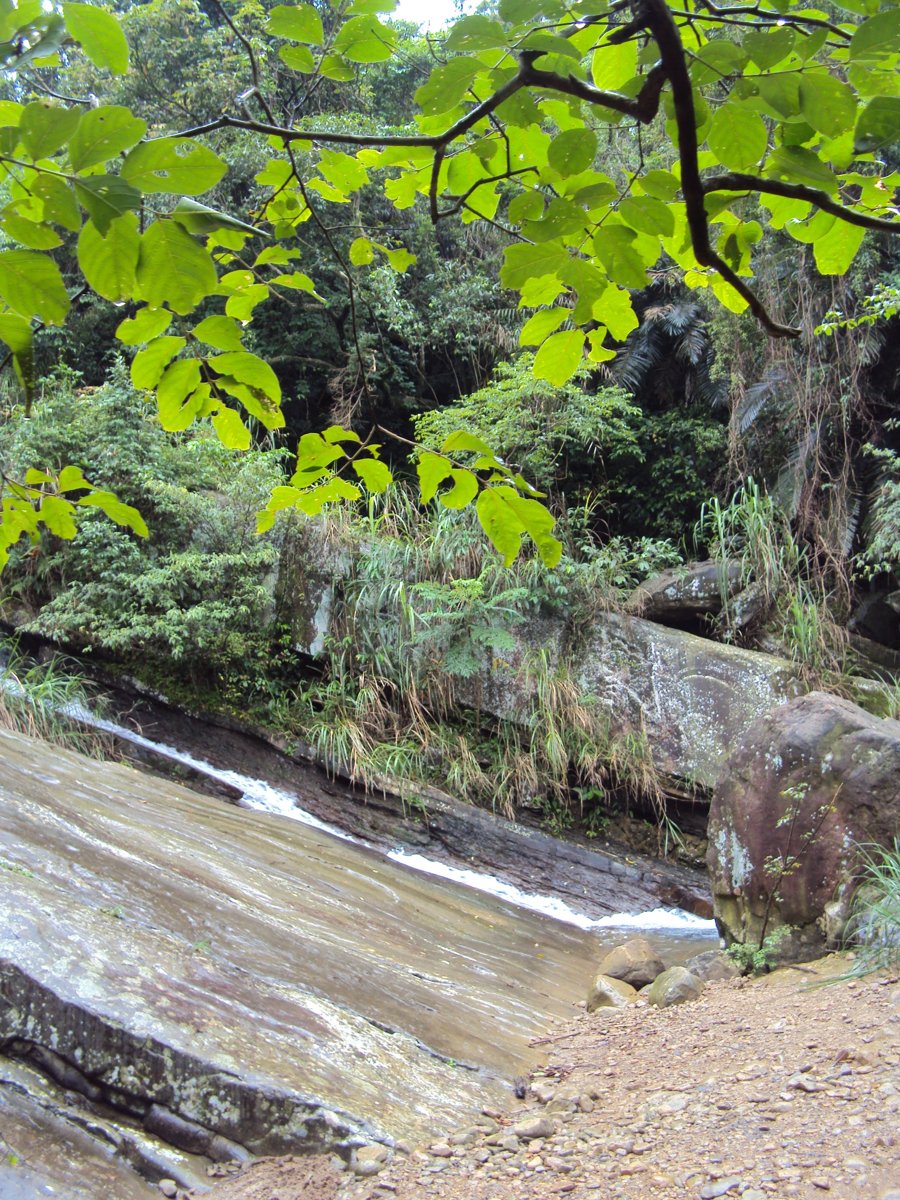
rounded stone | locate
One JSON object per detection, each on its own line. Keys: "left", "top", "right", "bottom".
{"left": 596, "top": 937, "right": 666, "bottom": 988}
{"left": 645, "top": 966, "right": 704, "bottom": 1009}
{"left": 587, "top": 974, "right": 638, "bottom": 1012}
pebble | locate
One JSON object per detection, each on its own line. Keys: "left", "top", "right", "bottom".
{"left": 157, "top": 1183, "right": 177, "bottom": 1199}
{"left": 512, "top": 1116, "right": 557, "bottom": 1140}
{"left": 699, "top": 1177, "right": 742, "bottom": 1198}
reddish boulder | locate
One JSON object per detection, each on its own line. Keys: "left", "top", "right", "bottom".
{"left": 708, "top": 692, "right": 900, "bottom": 963}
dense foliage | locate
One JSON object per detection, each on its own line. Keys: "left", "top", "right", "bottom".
{"left": 0, "top": 0, "right": 896, "bottom": 571}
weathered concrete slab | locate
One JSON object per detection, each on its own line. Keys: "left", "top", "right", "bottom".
{"left": 0, "top": 728, "right": 602, "bottom": 1157}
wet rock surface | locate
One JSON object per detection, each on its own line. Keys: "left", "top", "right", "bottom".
{"left": 709, "top": 691, "right": 900, "bottom": 960}
{"left": 624, "top": 560, "right": 743, "bottom": 623}
{"left": 0, "top": 725, "right": 716, "bottom": 1196}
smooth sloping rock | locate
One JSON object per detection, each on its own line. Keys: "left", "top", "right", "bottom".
{"left": 596, "top": 937, "right": 665, "bottom": 988}
{"left": 645, "top": 967, "right": 704, "bottom": 1008}
{"left": 708, "top": 692, "right": 900, "bottom": 962}
{"left": 624, "top": 560, "right": 743, "bottom": 621}
{"left": 586, "top": 975, "right": 637, "bottom": 1011}
{"left": 0, "top": 728, "right": 608, "bottom": 1154}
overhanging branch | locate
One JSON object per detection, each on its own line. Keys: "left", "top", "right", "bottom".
{"left": 704, "top": 173, "right": 899, "bottom": 233}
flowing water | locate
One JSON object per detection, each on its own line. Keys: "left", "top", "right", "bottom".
{"left": 1, "top": 700, "right": 716, "bottom": 1197}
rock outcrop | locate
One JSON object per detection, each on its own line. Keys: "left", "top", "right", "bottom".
{"left": 708, "top": 692, "right": 900, "bottom": 962}
{"left": 624, "top": 560, "right": 742, "bottom": 623}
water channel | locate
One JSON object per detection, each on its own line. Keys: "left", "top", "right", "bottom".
{"left": 1, "top": 696, "right": 717, "bottom": 1197}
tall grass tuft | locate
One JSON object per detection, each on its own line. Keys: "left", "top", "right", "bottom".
{"left": 0, "top": 643, "right": 112, "bottom": 757}
{"left": 843, "top": 840, "right": 900, "bottom": 975}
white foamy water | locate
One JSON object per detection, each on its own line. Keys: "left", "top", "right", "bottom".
{"left": 387, "top": 851, "right": 715, "bottom": 933}
{"left": 4, "top": 676, "right": 714, "bottom": 937}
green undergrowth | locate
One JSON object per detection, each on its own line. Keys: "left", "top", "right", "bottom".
{"left": 264, "top": 492, "right": 674, "bottom": 835}
{"left": 0, "top": 642, "right": 111, "bottom": 757}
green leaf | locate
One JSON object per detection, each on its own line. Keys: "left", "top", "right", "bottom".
{"left": 122, "top": 138, "right": 227, "bottom": 196}
{"left": 708, "top": 105, "right": 767, "bottom": 170}
{"left": 349, "top": 236, "right": 375, "bottom": 265}
{"left": 57, "top": 464, "right": 90, "bottom": 491}
{"left": 547, "top": 128, "right": 597, "bottom": 177}
{"left": 445, "top": 15, "right": 507, "bottom": 52}
{"left": 193, "top": 315, "right": 244, "bottom": 352}
{"left": 266, "top": 3, "right": 324, "bottom": 44}
{"left": 77, "top": 212, "right": 140, "bottom": 302}
{"left": 0, "top": 313, "right": 33, "bottom": 398}
{"left": 812, "top": 217, "right": 867, "bottom": 274}
{"left": 279, "top": 44, "right": 316, "bottom": 72}
{"left": 130, "top": 335, "right": 186, "bottom": 389}
{"left": 744, "top": 27, "right": 796, "bottom": 70}
{"left": 68, "top": 106, "right": 146, "bottom": 172}
{"left": 439, "top": 468, "right": 479, "bottom": 510}
{"left": 799, "top": 72, "right": 857, "bottom": 138}
{"left": 156, "top": 359, "right": 204, "bottom": 431}
{"left": 33, "top": 174, "right": 80, "bottom": 232}
{"left": 211, "top": 406, "right": 251, "bottom": 450}
{"left": 19, "top": 100, "right": 80, "bottom": 158}
{"left": 116, "top": 307, "right": 172, "bottom": 346}
{"left": 170, "top": 198, "right": 260, "bottom": 236}
{"left": 416, "top": 58, "right": 479, "bottom": 117}
{"left": 519, "top": 306, "right": 568, "bottom": 347}
{"left": 441, "top": 430, "right": 495, "bottom": 456}
{"left": 74, "top": 175, "right": 142, "bottom": 234}
{"left": 39, "top": 494, "right": 77, "bottom": 539}
{"left": 850, "top": 9, "right": 900, "bottom": 61}
{"left": 352, "top": 457, "right": 393, "bottom": 493}
{"left": 0, "top": 250, "right": 69, "bottom": 324}
{"left": 476, "top": 487, "right": 522, "bottom": 566}
{"left": 532, "top": 329, "right": 584, "bottom": 386}
{"left": 618, "top": 195, "right": 675, "bottom": 238}
{"left": 77, "top": 489, "right": 148, "bottom": 536}
{"left": 765, "top": 146, "right": 837, "bottom": 194}
{"left": 855, "top": 96, "right": 900, "bottom": 152}
{"left": 591, "top": 38, "right": 638, "bottom": 91}
{"left": 136, "top": 220, "right": 218, "bottom": 315}
{"left": 383, "top": 246, "right": 416, "bottom": 273}
{"left": 208, "top": 351, "right": 281, "bottom": 403}
{"left": 323, "top": 424, "right": 362, "bottom": 443}
{"left": 334, "top": 14, "right": 397, "bottom": 63}
{"left": 592, "top": 225, "right": 649, "bottom": 288}
{"left": 63, "top": 2, "right": 129, "bottom": 74}
{"left": 417, "top": 451, "right": 453, "bottom": 503}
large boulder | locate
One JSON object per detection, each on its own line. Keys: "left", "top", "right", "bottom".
{"left": 708, "top": 692, "right": 900, "bottom": 963}
{"left": 595, "top": 937, "right": 665, "bottom": 988}
{"left": 624, "top": 560, "right": 743, "bottom": 623}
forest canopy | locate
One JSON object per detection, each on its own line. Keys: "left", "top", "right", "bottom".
{"left": 0, "top": 0, "right": 897, "bottom": 568}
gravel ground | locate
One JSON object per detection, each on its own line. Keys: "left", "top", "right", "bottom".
{"left": 195, "top": 956, "right": 899, "bottom": 1200}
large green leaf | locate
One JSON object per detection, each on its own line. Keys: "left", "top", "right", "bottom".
{"left": 19, "top": 100, "right": 80, "bottom": 158}
{"left": 266, "top": 3, "right": 323, "bottom": 44}
{"left": 855, "top": 96, "right": 900, "bottom": 152}
{"left": 211, "top": 406, "right": 251, "bottom": 451}
{"left": 122, "top": 138, "right": 227, "bottom": 196}
{"left": 812, "top": 217, "right": 867, "bottom": 274}
{"left": 116, "top": 306, "right": 172, "bottom": 346}
{"left": 74, "top": 175, "right": 142, "bottom": 234}
{"left": 850, "top": 9, "right": 900, "bottom": 60}
{"left": 0, "top": 250, "right": 69, "bottom": 324}
{"left": 547, "top": 128, "right": 597, "bottom": 176}
{"left": 193, "top": 315, "right": 245, "bottom": 352}
{"left": 77, "top": 490, "right": 148, "bottom": 537}
{"left": 136, "top": 220, "right": 218, "bottom": 314}
{"left": 77, "top": 212, "right": 140, "bottom": 302}
{"left": 63, "top": 2, "right": 129, "bottom": 74}
{"left": 532, "top": 328, "right": 584, "bottom": 385}
{"left": 417, "top": 451, "right": 453, "bottom": 503}
{"left": 799, "top": 72, "right": 858, "bottom": 138}
{"left": 130, "top": 335, "right": 186, "bottom": 389}
{"left": 334, "top": 14, "right": 397, "bottom": 63}
{"left": 208, "top": 351, "right": 281, "bottom": 403}
{"left": 68, "top": 106, "right": 146, "bottom": 172}
{"left": 156, "top": 359, "right": 204, "bottom": 431}
{"left": 708, "top": 105, "right": 767, "bottom": 170}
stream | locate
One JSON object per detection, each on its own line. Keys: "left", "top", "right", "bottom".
{"left": 1, "top": 691, "right": 717, "bottom": 1198}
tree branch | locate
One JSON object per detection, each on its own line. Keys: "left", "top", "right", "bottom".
{"left": 641, "top": 0, "right": 800, "bottom": 337}
{"left": 703, "top": 173, "right": 899, "bottom": 233}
